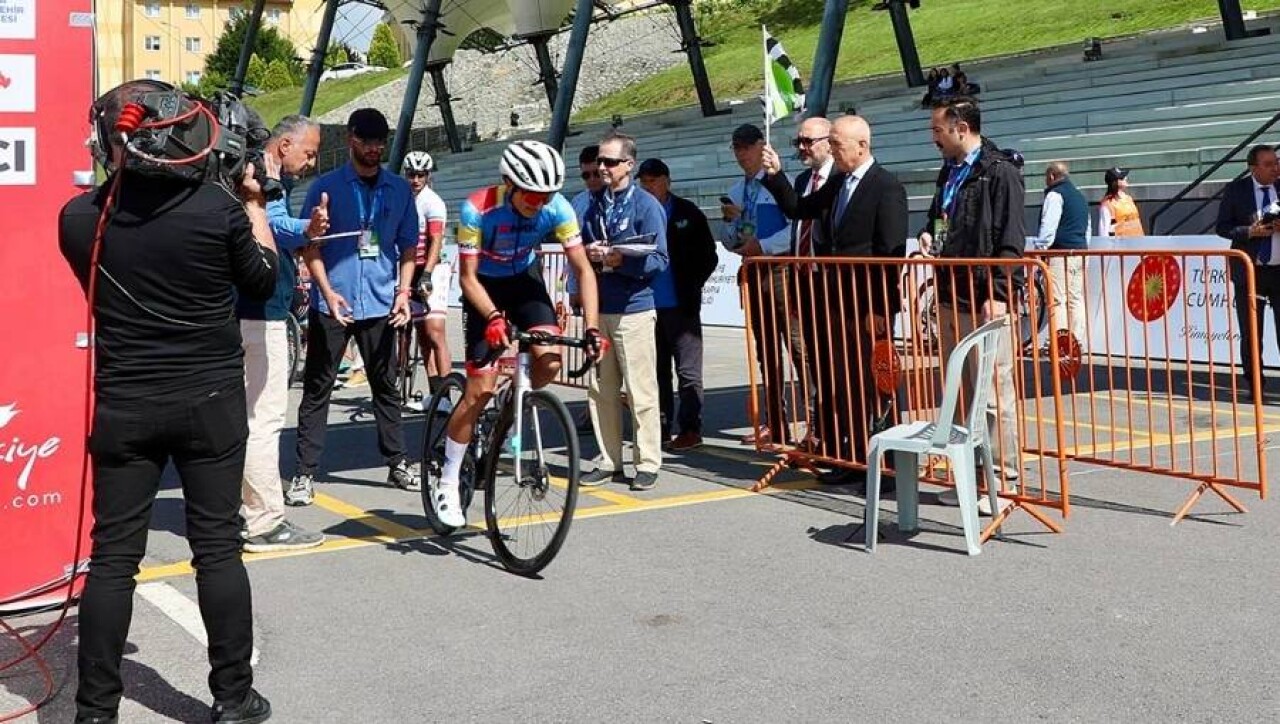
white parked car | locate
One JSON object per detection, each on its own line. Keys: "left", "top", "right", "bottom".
{"left": 320, "top": 62, "right": 387, "bottom": 82}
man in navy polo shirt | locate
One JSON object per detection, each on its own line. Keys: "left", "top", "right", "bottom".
{"left": 286, "top": 108, "right": 421, "bottom": 506}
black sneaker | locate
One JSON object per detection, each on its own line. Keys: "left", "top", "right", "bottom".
{"left": 243, "top": 520, "right": 325, "bottom": 554}
{"left": 211, "top": 688, "right": 271, "bottom": 724}
{"left": 388, "top": 459, "right": 421, "bottom": 492}
{"left": 580, "top": 468, "right": 625, "bottom": 487}
{"left": 630, "top": 471, "right": 658, "bottom": 491}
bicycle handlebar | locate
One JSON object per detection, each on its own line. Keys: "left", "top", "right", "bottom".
{"left": 478, "top": 328, "right": 597, "bottom": 379}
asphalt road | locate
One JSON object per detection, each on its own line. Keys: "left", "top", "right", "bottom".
{"left": 3, "top": 323, "right": 1278, "bottom": 723}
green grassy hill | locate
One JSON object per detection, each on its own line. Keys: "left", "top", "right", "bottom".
{"left": 247, "top": 68, "right": 407, "bottom": 127}
{"left": 575, "top": 0, "right": 1280, "bottom": 122}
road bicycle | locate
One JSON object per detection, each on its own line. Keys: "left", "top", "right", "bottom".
{"left": 419, "top": 328, "right": 594, "bottom": 576}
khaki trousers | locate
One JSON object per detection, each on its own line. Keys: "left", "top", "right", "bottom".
{"left": 589, "top": 310, "right": 662, "bottom": 474}
{"left": 1048, "top": 255, "right": 1086, "bottom": 345}
{"left": 240, "top": 319, "right": 288, "bottom": 536}
{"left": 937, "top": 306, "right": 1021, "bottom": 481}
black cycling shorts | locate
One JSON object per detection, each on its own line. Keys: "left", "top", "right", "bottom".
{"left": 463, "top": 265, "right": 560, "bottom": 374}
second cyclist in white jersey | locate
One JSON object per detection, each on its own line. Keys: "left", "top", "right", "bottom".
{"left": 401, "top": 151, "right": 453, "bottom": 408}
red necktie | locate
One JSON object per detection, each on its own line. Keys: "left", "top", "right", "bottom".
{"left": 796, "top": 171, "right": 823, "bottom": 257}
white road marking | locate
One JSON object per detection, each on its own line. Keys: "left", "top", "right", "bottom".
{"left": 138, "top": 582, "right": 260, "bottom": 666}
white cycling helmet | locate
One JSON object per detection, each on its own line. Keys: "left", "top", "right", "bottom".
{"left": 500, "top": 140, "right": 565, "bottom": 193}
{"left": 402, "top": 150, "right": 434, "bottom": 174}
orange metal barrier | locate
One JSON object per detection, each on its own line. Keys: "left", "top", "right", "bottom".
{"left": 537, "top": 249, "right": 589, "bottom": 389}
{"left": 740, "top": 256, "right": 1070, "bottom": 539}
{"left": 1026, "top": 249, "right": 1267, "bottom": 523}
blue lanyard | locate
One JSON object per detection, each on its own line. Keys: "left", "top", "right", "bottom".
{"left": 941, "top": 155, "right": 977, "bottom": 218}
{"left": 602, "top": 185, "right": 634, "bottom": 238}
{"left": 352, "top": 179, "right": 384, "bottom": 230}
{"left": 740, "top": 177, "right": 761, "bottom": 229}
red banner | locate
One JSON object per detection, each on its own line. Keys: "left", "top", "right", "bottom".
{"left": 0, "top": 0, "right": 96, "bottom": 607}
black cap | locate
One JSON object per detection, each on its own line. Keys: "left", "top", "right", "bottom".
{"left": 1104, "top": 167, "right": 1129, "bottom": 184}
{"left": 637, "top": 158, "right": 670, "bottom": 178}
{"left": 731, "top": 124, "right": 765, "bottom": 146}
{"left": 347, "top": 108, "right": 390, "bottom": 140}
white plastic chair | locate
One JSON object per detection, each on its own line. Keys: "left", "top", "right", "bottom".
{"left": 864, "top": 317, "right": 1009, "bottom": 556}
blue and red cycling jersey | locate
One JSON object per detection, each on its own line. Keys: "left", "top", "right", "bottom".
{"left": 456, "top": 185, "right": 582, "bottom": 277}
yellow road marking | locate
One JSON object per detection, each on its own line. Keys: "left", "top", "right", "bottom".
{"left": 582, "top": 489, "right": 643, "bottom": 507}
{"left": 312, "top": 493, "right": 424, "bottom": 540}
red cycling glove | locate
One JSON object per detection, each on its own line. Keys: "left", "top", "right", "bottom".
{"left": 485, "top": 312, "right": 511, "bottom": 348}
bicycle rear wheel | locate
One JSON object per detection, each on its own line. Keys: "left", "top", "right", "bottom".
{"left": 482, "top": 389, "right": 579, "bottom": 576}
{"left": 420, "top": 373, "right": 474, "bottom": 535}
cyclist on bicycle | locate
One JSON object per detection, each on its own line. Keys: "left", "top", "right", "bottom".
{"left": 431, "top": 140, "right": 605, "bottom": 527}
{"left": 402, "top": 151, "right": 452, "bottom": 409}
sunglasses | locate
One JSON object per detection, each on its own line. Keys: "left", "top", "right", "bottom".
{"left": 792, "top": 135, "right": 829, "bottom": 148}
{"left": 354, "top": 136, "right": 387, "bottom": 149}
{"left": 518, "top": 190, "right": 552, "bottom": 206}
{"left": 405, "top": 171, "right": 428, "bottom": 179}
{"left": 596, "top": 156, "right": 631, "bottom": 168}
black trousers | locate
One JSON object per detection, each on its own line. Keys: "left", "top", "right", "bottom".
{"left": 807, "top": 269, "right": 895, "bottom": 464}
{"left": 77, "top": 381, "right": 253, "bottom": 719}
{"left": 1235, "top": 266, "right": 1280, "bottom": 392}
{"left": 296, "top": 310, "right": 406, "bottom": 474}
{"left": 656, "top": 306, "right": 706, "bottom": 436}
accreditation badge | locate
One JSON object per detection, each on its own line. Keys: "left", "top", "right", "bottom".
{"left": 358, "top": 229, "right": 380, "bottom": 259}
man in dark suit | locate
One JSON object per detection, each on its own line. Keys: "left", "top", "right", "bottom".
{"left": 1216, "top": 143, "right": 1280, "bottom": 400}
{"left": 760, "top": 115, "right": 909, "bottom": 488}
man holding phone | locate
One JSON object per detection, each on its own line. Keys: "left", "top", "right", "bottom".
{"left": 286, "top": 108, "right": 422, "bottom": 507}
{"left": 721, "top": 123, "right": 798, "bottom": 447}
{"left": 579, "top": 131, "right": 670, "bottom": 491}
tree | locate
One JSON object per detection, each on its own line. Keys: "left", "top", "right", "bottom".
{"left": 324, "top": 43, "right": 348, "bottom": 68}
{"left": 261, "top": 59, "right": 295, "bottom": 91}
{"left": 245, "top": 54, "right": 268, "bottom": 90}
{"left": 204, "top": 6, "right": 301, "bottom": 81}
{"left": 340, "top": 42, "right": 363, "bottom": 65}
{"left": 367, "top": 22, "right": 401, "bottom": 69}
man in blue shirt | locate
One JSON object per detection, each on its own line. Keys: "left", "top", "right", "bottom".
{"left": 238, "top": 114, "right": 326, "bottom": 550}
{"left": 579, "top": 132, "right": 670, "bottom": 491}
{"left": 286, "top": 108, "right": 421, "bottom": 506}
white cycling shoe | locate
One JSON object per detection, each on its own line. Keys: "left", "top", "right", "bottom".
{"left": 433, "top": 484, "right": 466, "bottom": 528}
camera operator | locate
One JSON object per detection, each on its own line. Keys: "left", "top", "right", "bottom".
{"left": 59, "top": 82, "right": 275, "bottom": 724}
{"left": 237, "top": 114, "right": 326, "bottom": 553}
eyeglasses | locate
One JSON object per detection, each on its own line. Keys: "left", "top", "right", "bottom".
{"left": 580, "top": 170, "right": 602, "bottom": 180}
{"left": 405, "top": 171, "right": 428, "bottom": 179}
{"left": 354, "top": 137, "right": 387, "bottom": 149}
{"left": 597, "top": 156, "right": 631, "bottom": 168}
{"left": 518, "top": 190, "right": 552, "bottom": 206}
{"left": 792, "top": 135, "right": 829, "bottom": 148}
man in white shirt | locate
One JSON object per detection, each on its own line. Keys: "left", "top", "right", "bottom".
{"left": 1037, "top": 161, "right": 1091, "bottom": 350}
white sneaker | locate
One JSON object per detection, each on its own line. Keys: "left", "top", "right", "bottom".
{"left": 433, "top": 484, "right": 466, "bottom": 528}
{"left": 433, "top": 395, "right": 454, "bottom": 415}
{"left": 404, "top": 398, "right": 425, "bottom": 413}
{"left": 978, "top": 494, "right": 1014, "bottom": 517}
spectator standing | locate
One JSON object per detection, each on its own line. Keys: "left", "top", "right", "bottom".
{"left": 239, "top": 115, "right": 326, "bottom": 552}
{"left": 1038, "top": 161, "right": 1090, "bottom": 348}
{"left": 721, "top": 123, "right": 798, "bottom": 447}
{"left": 1215, "top": 144, "right": 1280, "bottom": 402}
{"left": 1099, "top": 167, "right": 1145, "bottom": 237}
{"left": 919, "top": 97, "right": 1026, "bottom": 513}
{"left": 761, "top": 115, "right": 909, "bottom": 488}
{"left": 636, "top": 158, "right": 718, "bottom": 451}
{"left": 287, "top": 108, "right": 421, "bottom": 506}
{"left": 580, "top": 132, "right": 670, "bottom": 491}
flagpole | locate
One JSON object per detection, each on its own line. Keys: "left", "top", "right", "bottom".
{"left": 762, "top": 23, "right": 771, "bottom": 146}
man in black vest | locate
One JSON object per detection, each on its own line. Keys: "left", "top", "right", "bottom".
{"left": 637, "top": 159, "right": 719, "bottom": 450}
{"left": 761, "top": 115, "right": 909, "bottom": 489}
{"left": 1038, "top": 161, "right": 1090, "bottom": 347}
{"left": 1216, "top": 144, "right": 1280, "bottom": 401}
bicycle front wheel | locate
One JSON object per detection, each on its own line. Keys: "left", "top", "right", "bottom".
{"left": 483, "top": 389, "right": 579, "bottom": 576}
